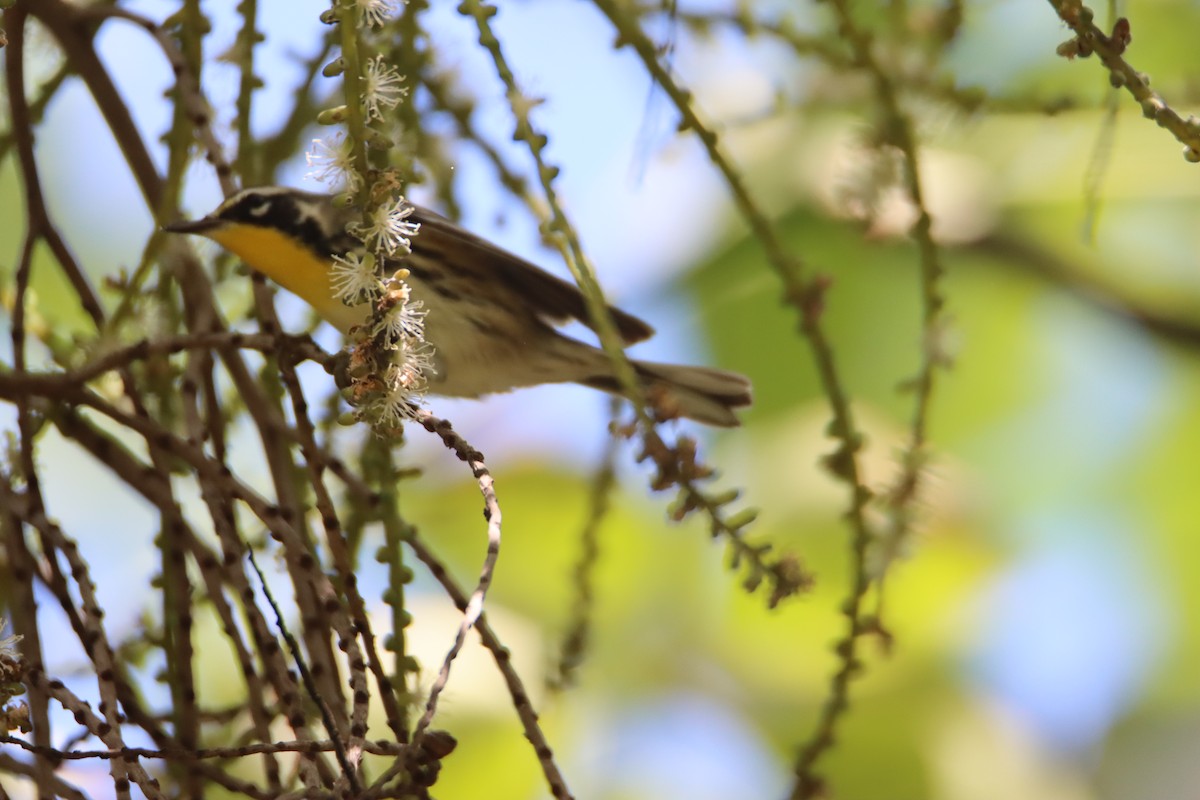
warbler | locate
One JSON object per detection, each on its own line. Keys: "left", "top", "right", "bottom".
{"left": 165, "top": 187, "right": 751, "bottom": 426}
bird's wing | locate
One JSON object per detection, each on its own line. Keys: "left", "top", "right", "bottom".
{"left": 409, "top": 206, "right": 655, "bottom": 345}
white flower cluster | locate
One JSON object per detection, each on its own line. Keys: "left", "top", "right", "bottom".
{"left": 306, "top": 133, "right": 361, "bottom": 194}
{"left": 357, "top": 0, "right": 401, "bottom": 28}
{"left": 347, "top": 196, "right": 420, "bottom": 256}
{"left": 307, "top": 0, "right": 431, "bottom": 428}
{"left": 363, "top": 55, "right": 406, "bottom": 122}
{"left": 0, "top": 619, "right": 20, "bottom": 660}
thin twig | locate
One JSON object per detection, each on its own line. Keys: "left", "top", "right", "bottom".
{"left": 550, "top": 418, "right": 620, "bottom": 690}
{"left": 245, "top": 549, "right": 362, "bottom": 795}
{"left": 404, "top": 536, "right": 575, "bottom": 800}
{"left": 408, "top": 412, "right": 501, "bottom": 744}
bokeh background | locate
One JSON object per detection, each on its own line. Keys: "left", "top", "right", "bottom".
{"left": 3, "top": 0, "right": 1200, "bottom": 798}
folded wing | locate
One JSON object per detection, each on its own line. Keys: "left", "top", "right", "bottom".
{"left": 410, "top": 207, "right": 655, "bottom": 345}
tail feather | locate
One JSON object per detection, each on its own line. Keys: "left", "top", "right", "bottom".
{"left": 580, "top": 359, "right": 752, "bottom": 427}
{"left": 634, "top": 360, "right": 752, "bottom": 427}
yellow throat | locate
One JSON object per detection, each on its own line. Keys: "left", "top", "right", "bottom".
{"left": 205, "top": 222, "right": 363, "bottom": 332}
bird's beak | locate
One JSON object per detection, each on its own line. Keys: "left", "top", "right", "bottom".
{"left": 162, "top": 217, "right": 221, "bottom": 235}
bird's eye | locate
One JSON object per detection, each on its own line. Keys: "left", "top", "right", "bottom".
{"left": 248, "top": 202, "right": 272, "bottom": 218}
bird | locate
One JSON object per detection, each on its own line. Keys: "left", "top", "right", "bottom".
{"left": 164, "top": 186, "right": 751, "bottom": 426}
